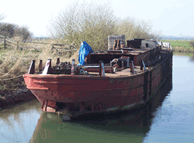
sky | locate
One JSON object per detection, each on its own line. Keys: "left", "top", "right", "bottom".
{"left": 0, "top": 0, "right": 194, "bottom": 37}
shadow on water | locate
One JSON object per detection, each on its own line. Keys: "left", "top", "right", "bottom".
{"left": 30, "top": 74, "right": 172, "bottom": 143}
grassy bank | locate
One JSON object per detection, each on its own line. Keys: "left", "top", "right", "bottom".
{"left": 163, "top": 40, "right": 194, "bottom": 53}
{"left": 0, "top": 38, "right": 78, "bottom": 97}
{"left": 0, "top": 48, "right": 39, "bottom": 96}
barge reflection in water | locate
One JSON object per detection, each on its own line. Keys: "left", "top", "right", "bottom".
{"left": 30, "top": 74, "right": 172, "bottom": 143}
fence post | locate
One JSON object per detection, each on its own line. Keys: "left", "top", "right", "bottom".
{"left": 4, "top": 36, "right": 6, "bottom": 49}
{"left": 17, "top": 41, "right": 19, "bottom": 50}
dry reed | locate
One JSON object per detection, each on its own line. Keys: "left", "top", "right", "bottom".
{"left": 0, "top": 37, "right": 79, "bottom": 96}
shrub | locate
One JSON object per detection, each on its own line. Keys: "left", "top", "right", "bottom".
{"left": 14, "top": 26, "right": 33, "bottom": 42}
{"left": 115, "top": 18, "right": 159, "bottom": 40}
{"left": 49, "top": 2, "right": 159, "bottom": 51}
{"left": 189, "top": 40, "right": 194, "bottom": 48}
{"left": 49, "top": 1, "right": 116, "bottom": 51}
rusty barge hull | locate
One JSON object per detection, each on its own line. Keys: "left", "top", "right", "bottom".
{"left": 23, "top": 48, "right": 172, "bottom": 117}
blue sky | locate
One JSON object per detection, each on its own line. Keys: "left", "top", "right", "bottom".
{"left": 0, "top": 0, "right": 194, "bottom": 37}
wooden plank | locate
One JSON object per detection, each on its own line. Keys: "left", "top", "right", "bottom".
{"left": 24, "top": 41, "right": 50, "bottom": 44}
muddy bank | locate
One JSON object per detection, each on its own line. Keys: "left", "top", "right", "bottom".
{"left": 0, "top": 88, "right": 35, "bottom": 109}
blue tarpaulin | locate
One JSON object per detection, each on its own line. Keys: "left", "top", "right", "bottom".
{"left": 78, "top": 41, "right": 93, "bottom": 65}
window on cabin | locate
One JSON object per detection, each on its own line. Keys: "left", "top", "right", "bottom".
{"left": 146, "top": 43, "right": 149, "bottom": 48}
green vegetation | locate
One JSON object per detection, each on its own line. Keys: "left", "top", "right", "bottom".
{"left": 163, "top": 40, "right": 194, "bottom": 52}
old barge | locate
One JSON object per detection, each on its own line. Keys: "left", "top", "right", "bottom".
{"left": 23, "top": 37, "right": 172, "bottom": 120}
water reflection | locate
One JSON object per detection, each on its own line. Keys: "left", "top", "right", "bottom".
{"left": 190, "top": 56, "right": 194, "bottom": 62}
{"left": 30, "top": 75, "right": 172, "bottom": 143}
{"left": 173, "top": 51, "right": 194, "bottom": 62}
{"left": 0, "top": 100, "right": 41, "bottom": 143}
{"left": 173, "top": 51, "right": 194, "bottom": 57}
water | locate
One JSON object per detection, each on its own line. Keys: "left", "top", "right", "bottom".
{"left": 0, "top": 53, "right": 194, "bottom": 143}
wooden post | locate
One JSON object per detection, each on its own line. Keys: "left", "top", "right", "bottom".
{"left": 17, "top": 41, "right": 19, "bottom": 50}
{"left": 4, "top": 36, "right": 6, "bottom": 49}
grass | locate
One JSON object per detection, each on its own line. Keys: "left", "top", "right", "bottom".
{"left": 0, "top": 38, "right": 78, "bottom": 96}
{"left": 162, "top": 40, "right": 194, "bottom": 52}
{"left": 0, "top": 48, "right": 34, "bottom": 96}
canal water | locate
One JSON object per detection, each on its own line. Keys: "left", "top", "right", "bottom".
{"left": 0, "top": 53, "right": 194, "bottom": 143}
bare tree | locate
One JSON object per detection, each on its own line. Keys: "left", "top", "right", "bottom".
{"left": 14, "top": 26, "right": 33, "bottom": 42}
{"left": 49, "top": 1, "right": 116, "bottom": 51}
{"left": 115, "top": 17, "right": 159, "bottom": 40}
{"left": 49, "top": 2, "right": 159, "bottom": 51}
{"left": 0, "top": 23, "right": 18, "bottom": 37}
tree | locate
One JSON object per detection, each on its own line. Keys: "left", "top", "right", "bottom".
{"left": 49, "top": 1, "right": 116, "bottom": 51}
{"left": 49, "top": 2, "right": 159, "bottom": 51}
{"left": 0, "top": 14, "right": 32, "bottom": 41}
{"left": 114, "top": 17, "right": 159, "bottom": 40}
{"left": 14, "top": 26, "right": 33, "bottom": 42}
{"left": 0, "top": 23, "right": 17, "bottom": 37}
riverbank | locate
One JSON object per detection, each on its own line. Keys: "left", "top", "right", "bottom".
{"left": 0, "top": 87, "right": 35, "bottom": 110}
{"left": 163, "top": 40, "right": 194, "bottom": 53}
{"left": 172, "top": 47, "right": 194, "bottom": 53}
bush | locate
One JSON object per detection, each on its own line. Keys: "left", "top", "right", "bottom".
{"left": 0, "top": 23, "right": 17, "bottom": 37}
{"left": 0, "top": 13, "right": 32, "bottom": 41}
{"left": 49, "top": 1, "right": 116, "bottom": 51}
{"left": 49, "top": 2, "right": 159, "bottom": 51}
{"left": 14, "top": 26, "right": 33, "bottom": 42}
{"left": 189, "top": 40, "right": 194, "bottom": 48}
{"left": 115, "top": 18, "right": 158, "bottom": 40}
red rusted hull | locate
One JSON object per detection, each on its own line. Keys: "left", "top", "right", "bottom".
{"left": 23, "top": 49, "right": 172, "bottom": 117}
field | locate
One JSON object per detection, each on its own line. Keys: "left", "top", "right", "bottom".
{"left": 162, "top": 40, "right": 194, "bottom": 52}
